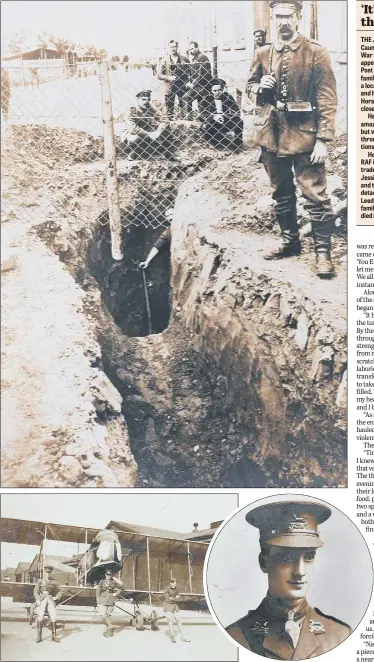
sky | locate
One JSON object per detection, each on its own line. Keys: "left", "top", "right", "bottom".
{"left": 1, "top": 492, "right": 238, "bottom": 568}
{"left": 1, "top": 1, "right": 347, "bottom": 60}
{"left": 1, "top": 1, "right": 247, "bottom": 59}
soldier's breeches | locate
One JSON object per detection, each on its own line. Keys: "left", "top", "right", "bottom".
{"left": 261, "top": 149, "right": 333, "bottom": 218}
{"left": 35, "top": 597, "right": 57, "bottom": 622}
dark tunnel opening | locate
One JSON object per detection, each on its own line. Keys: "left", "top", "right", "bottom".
{"left": 87, "top": 213, "right": 171, "bottom": 337}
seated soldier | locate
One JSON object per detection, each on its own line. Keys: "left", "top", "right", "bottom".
{"left": 200, "top": 78, "right": 244, "bottom": 151}
{"left": 121, "top": 90, "right": 175, "bottom": 160}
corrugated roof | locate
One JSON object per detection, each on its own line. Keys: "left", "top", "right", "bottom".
{"left": 15, "top": 562, "right": 31, "bottom": 574}
{"left": 106, "top": 520, "right": 185, "bottom": 540}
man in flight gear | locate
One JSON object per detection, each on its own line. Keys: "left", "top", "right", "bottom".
{"left": 246, "top": 0, "right": 338, "bottom": 278}
{"left": 226, "top": 499, "right": 351, "bottom": 658}
{"left": 163, "top": 578, "right": 190, "bottom": 644}
{"left": 34, "top": 566, "right": 63, "bottom": 643}
{"left": 96, "top": 568, "right": 124, "bottom": 637}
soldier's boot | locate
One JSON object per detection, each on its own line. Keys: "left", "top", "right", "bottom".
{"left": 36, "top": 624, "right": 43, "bottom": 643}
{"left": 312, "top": 214, "right": 335, "bottom": 278}
{"left": 264, "top": 205, "right": 301, "bottom": 260}
{"left": 51, "top": 623, "right": 59, "bottom": 643}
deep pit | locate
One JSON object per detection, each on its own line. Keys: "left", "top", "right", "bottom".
{"left": 2, "top": 123, "right": 347, "bottom": 488}
{"left": 87, "top": 217, "right": 171, "bottom": 337}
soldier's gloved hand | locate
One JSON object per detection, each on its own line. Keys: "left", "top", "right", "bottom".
{"left": 310, "top": 139, "right": 328, "bottom": 165}
{"left": 139, "top": 261, "right": 148, "bottom": 270}
{"left": 260, "top": 74, "right": 276, "bottom": 90}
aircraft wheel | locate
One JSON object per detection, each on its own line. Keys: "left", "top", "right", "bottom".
{"left": 150, "top": 610, "right": 159, "bottom": 630}
{"left": 134, "top": 611, "right": 144, "bottom": 631}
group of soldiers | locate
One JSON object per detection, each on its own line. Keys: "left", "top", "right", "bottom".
{"left": 30, "top": 567, "right": 189, "bottom": 644}
{"left": 133, "top": 0, "right": 339, "bottom": 279}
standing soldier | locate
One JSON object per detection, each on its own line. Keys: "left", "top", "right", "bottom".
{"left": 246, "top": 0, "right": 338, "bottom": 278}
{"left": 96, "top": 568, "right": 123, "bottom": 637}
{"left": 226, "top": 500, "right": 351, "bottom": 657}
{"left": 182, "top": 41, "right": 212, "bottom": 120}
{"left": 253, "top": 29, "right": 269, "bottom": 51}
{"left": 34, "top": 566, "right": 63, "bottom": 643}
{"left": 157, "top": 40, "right": 188, "bottom": 119}
{"left": 163, "top": 578, "right": 190, "bottom": 644}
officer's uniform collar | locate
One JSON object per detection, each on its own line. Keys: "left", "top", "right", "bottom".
{"left": 274, "top": 33, "right": 305, "bottom": 51}
{"left": 257, "top": 603, "right": 321, "bottom": 660}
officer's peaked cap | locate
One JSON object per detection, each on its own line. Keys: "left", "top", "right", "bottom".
{"left": 254, "top": 29, "right": 266, "bottom": 36}
{"left": 136, "top": 89, "right": 152, "bottom": 99}
{"left": 270, "top": 0, "right": 303, "bottom": 14}
{"left": 246, "top": 500, "right": 331, "bottom": 549}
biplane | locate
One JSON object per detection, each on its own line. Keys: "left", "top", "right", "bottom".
{"left": 1, "top": 517, "right": 209, "bottom": 629}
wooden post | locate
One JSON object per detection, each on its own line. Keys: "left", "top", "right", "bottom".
{"left": 146, "top": 537, "right": 152, "bottom": 606}
{"left": 42, "top": 525, "right": 47, "bottom": 578}
{"left": 253, "top": 0, "right": 271, "bottom": 37}
{"left": 84, "top": 529, "right": 88, "bottom": 586}
{"left": 21, "top": 56, "right": 25, "bottom": 87}
{"left": 98, "top": 60, "right": 123, "bottom": 261}
{"left": 310, "top": 0, "right": 319, "bottom": 41}
{"left": 187, "top": 542, "right": 193, "bottom": 593}
{"left": 212, "top": 2, "right": 218, "bottom": 77}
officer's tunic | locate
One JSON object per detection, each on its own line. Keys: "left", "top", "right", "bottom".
{"left": 96, "top": 577, "right": 123, "bottom": 616}
{"left": 226, "top": 598, "right": 351, "bottom": 660}
{"left": 246, "top": 33, "right": 338, "bottom": 215}
{"left": 163, "top": 586, "right": 181, "bottom": 613}
{"left": 34, "top": 577, "right": 62, "bottom": 622}
{"left": 246, "top": 34, "right": 337, "bottom": 157}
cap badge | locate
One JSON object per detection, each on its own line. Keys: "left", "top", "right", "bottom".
{"left": 309, "top": 620, "right": 326, "bottom": 634}
{"left": 250, "top": 620, "right": 271, "bottom": 635}
{"left": 288, "top": 516, "right": 307, "bottom": 531}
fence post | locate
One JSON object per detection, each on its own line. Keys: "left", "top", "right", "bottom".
{"left": 98, "top": 60, "right": 123, "bottom": 261}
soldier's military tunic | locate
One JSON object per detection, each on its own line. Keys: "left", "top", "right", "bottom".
{"left": 227, "top": 597, "right": 351, "bottom": 660}
{"left": 96, "top": 576, "right": 123, "bottom": 616}
{"left": 34, "top": 577, "right": 62, "bottom": 622}
{"left": 246, "top": 33, "right": 337, "bottom": 216}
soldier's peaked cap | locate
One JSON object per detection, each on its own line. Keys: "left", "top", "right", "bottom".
{"left": 44, "top": 565, "right": 54, "bottom": 571}
{"left": 254, "top": 29, "right": 266, "bottom": 35}
{"left": 270, "top": 0, "right": 303, "bottom": 13}
{"left": 246, "top": 500, "right": 331, "bottom": 548}
{"left": 136, "top": 89, "right": 151, "bottom": 98}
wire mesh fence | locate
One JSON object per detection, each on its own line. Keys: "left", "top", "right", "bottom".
{"left": 1, "top": 48, "right": 347, "bottom": 253}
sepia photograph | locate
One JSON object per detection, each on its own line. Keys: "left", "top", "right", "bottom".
{"left": 1, "top": 0, "right": 347, "bottom": 490}
{"left": 205, "top": 494, "right": 373, "bottom": 659}
{"left": 0, "top": 492, "right": 238, "bottom": 661}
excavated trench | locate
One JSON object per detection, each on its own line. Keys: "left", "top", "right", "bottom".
{"left": 28, "top": 126, "right": 346, "bottom": 488}
{"left": 82, "top": 214, "right": 268, "bottom": 488}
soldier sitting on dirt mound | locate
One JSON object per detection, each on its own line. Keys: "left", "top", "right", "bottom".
{"left": 121, "top": 90, "right": 176, "bottom": 160}
{"left": 200, "top": 78, "right": 244, "bottom": 151}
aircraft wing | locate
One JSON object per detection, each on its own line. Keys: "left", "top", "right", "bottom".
{"left": 1, "top": 582, "right": 207, "bottom": 610}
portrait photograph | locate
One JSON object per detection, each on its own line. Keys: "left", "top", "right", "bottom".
{"left": 205, "top": 494, "right": 373, "bottom": 659}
